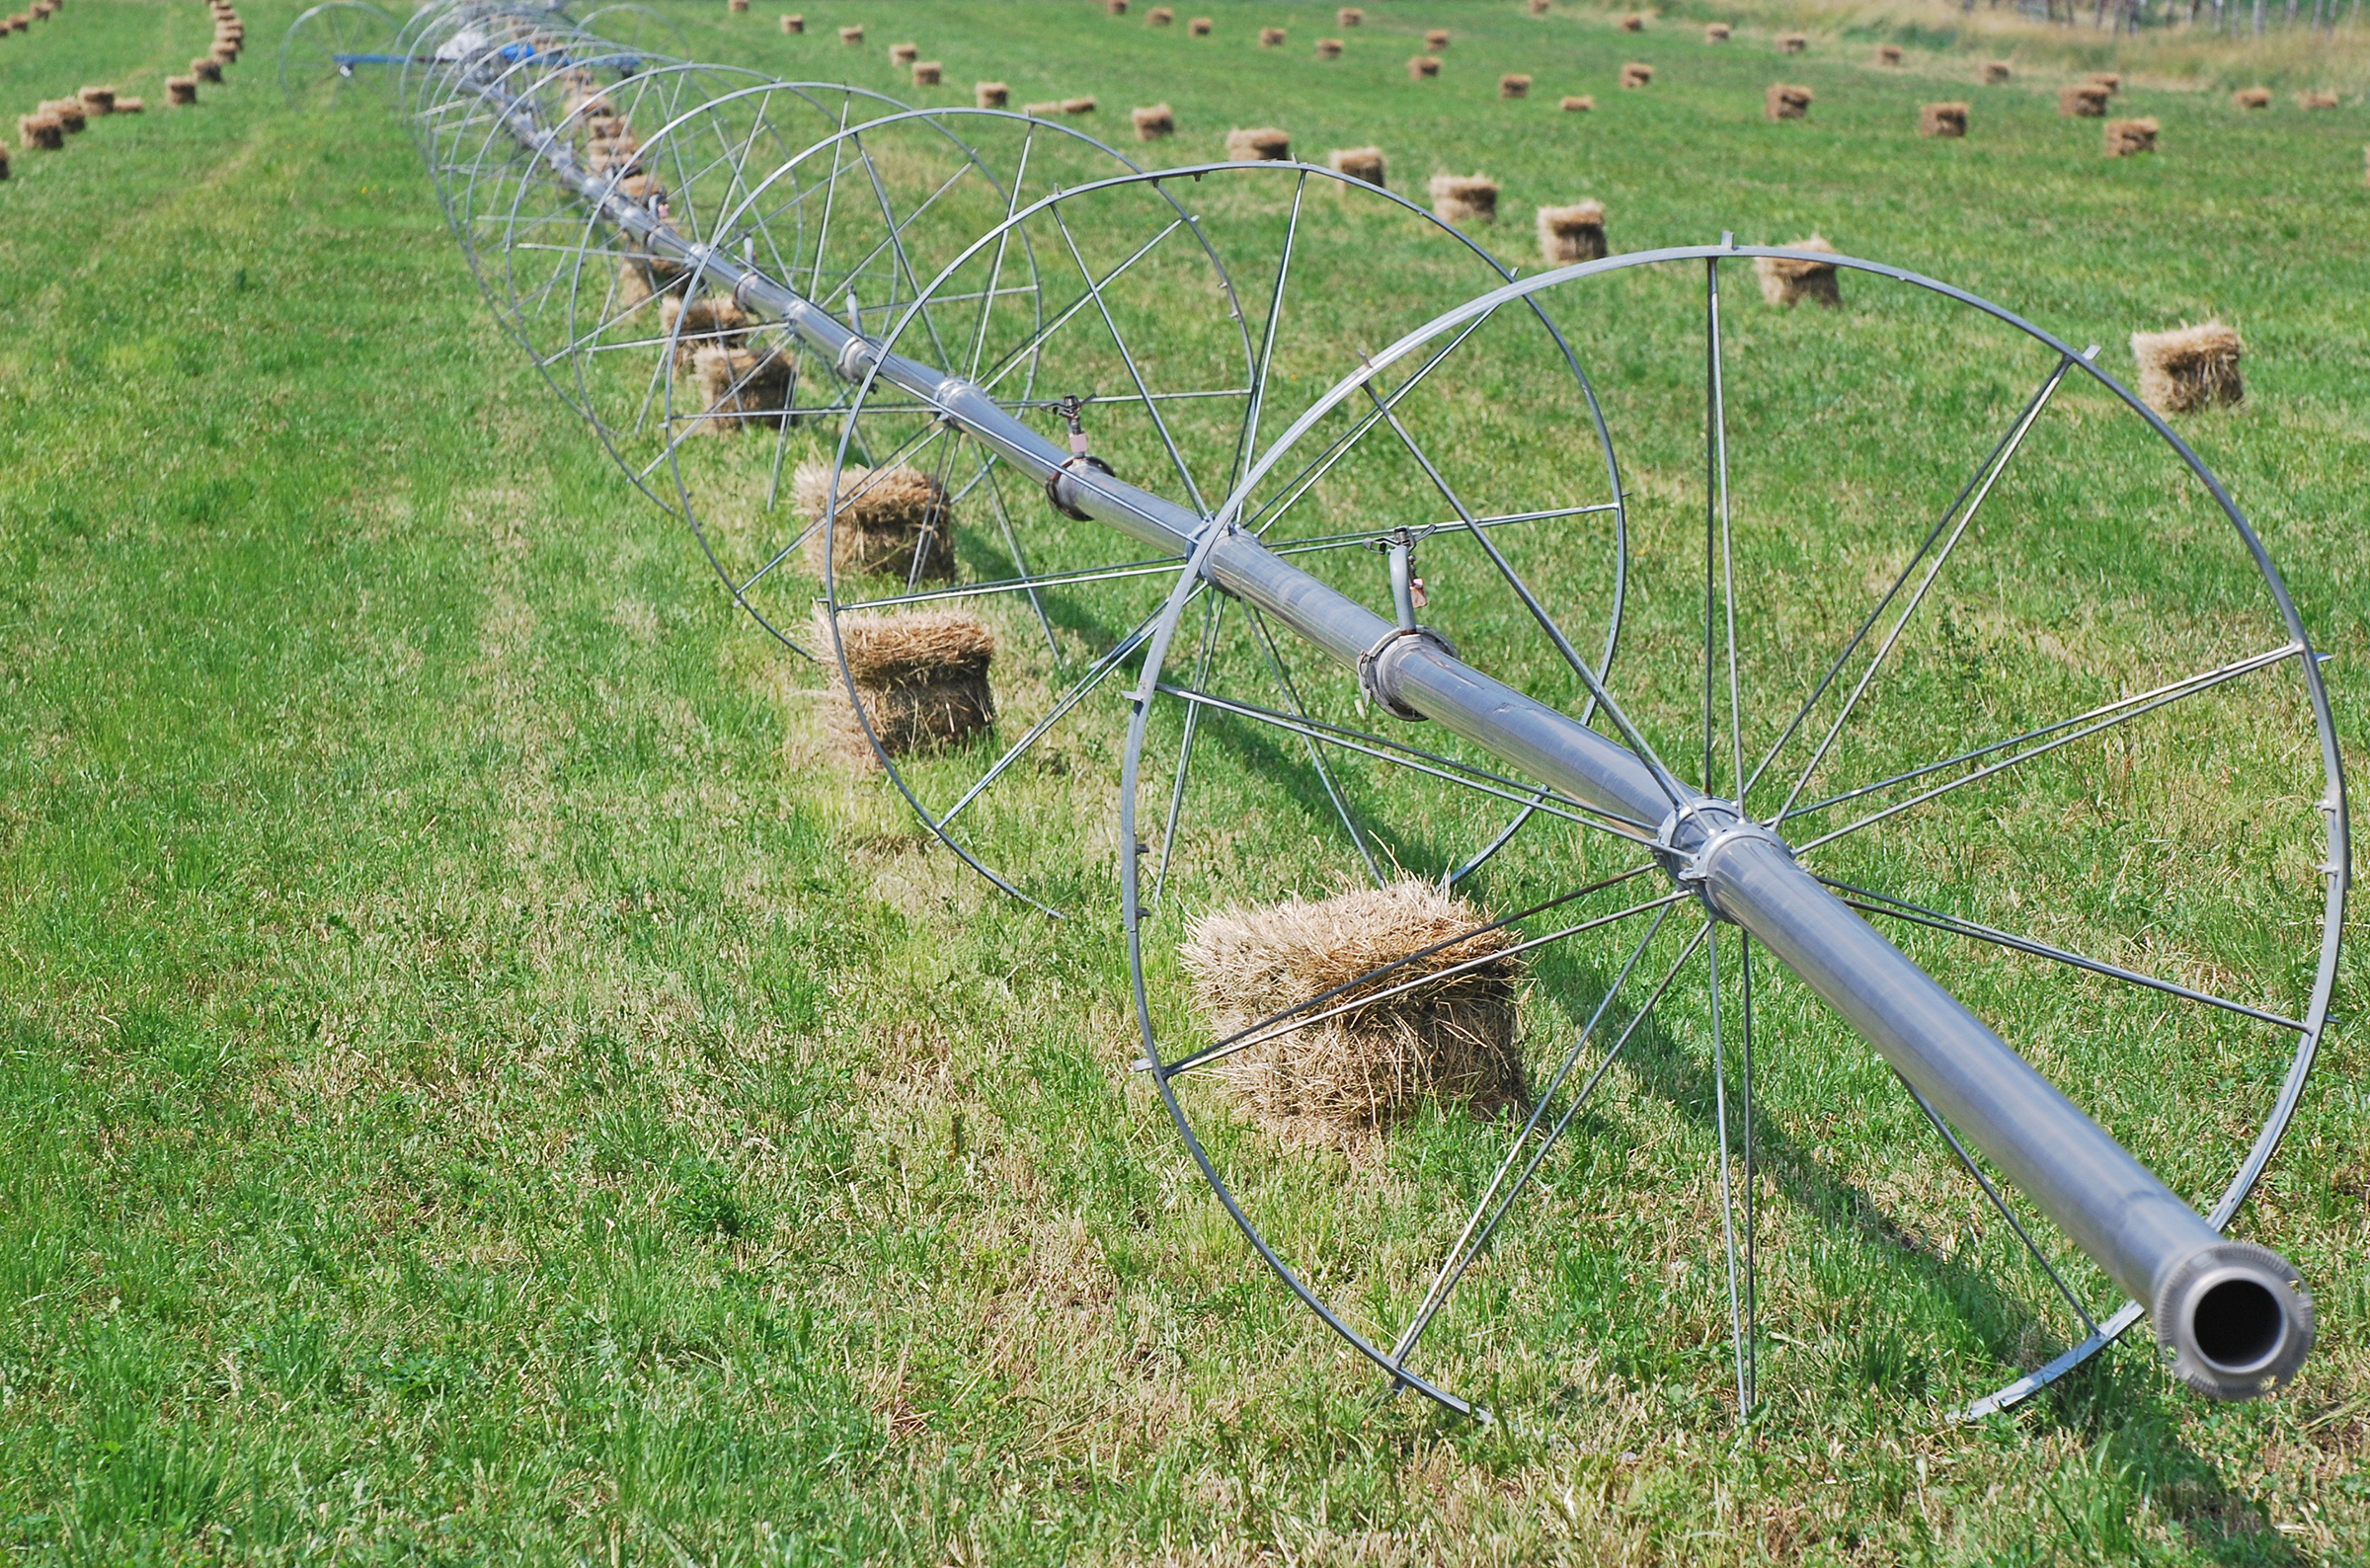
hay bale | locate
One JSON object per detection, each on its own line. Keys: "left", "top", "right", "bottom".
{"left": 1108, "top": 0, "right": 1128, "bottom": 12}
{"left": 2060, "top": 82, "right": 2109, "bottom": 117}
{"left": 1777, "top": 31, "right": 1806, "bottom": 52}
{"left": 2130, "top": 321, "right": 2242, "bottom": 413}
{"left": 614, "top": 255, "right": 657, "bottom": 313}
{"left": 1133, "top": 101, "right": 1174, "bottom": 139}
{"left": 1875, "top": 42, "right": 1902, "bottom": 65}
{"left": 1620, "top": 11, "right": 1644, "bottom": 30}
{"left": 618, "top": 174, "right": 667, "bottom": 205}
{"left": 912, "top": 60, "right": 941, "bottom": 85}
{"left": 779, "top": 13, "right": 803, "bottom": 33}
{"left": 1328, "top": 144, "right": 1384, "bottom": 186}
{"left": 728, "top": 0, "right": 748, "bottom": 12}
{"left": 45, "top": 97, "right": 85, "bottom": 132}
{"left": 1529, "top": 0, "right": 1549, "bottom": 13}
{"left": 1337, "top": 5, "right": 1363, "bottom": 23}
{"left": 837, "top": 24, "right": 861, "bottom": 42}
{"left": 2297, "top": 90, "right": 2338, "bottom": 110}
{"left": 1560, "top": 93, "right": 1593, "bottom": 111}
{"left": 888, "top": 41, "right": 916, "bottom": 65}
{"left": 1424, "top": 27, "right": 1450, "bottom": 47}
{"left": 114, "top": 95, "right": 141, "bottom": 113}
{"left": 662, "top": 294, "right": 750, "bottom": 366}
{"left": 1179, "top": 879, "right": 1528, "bottom": 1145}
{"left": 1980, "top": 60, "right": 2011, "bottom": 85}
{"left": 211, "top": 40, "right": 238, "bottom": 63}
{"left": 17, "top": 112, "right": 63, "bottom": 149}
{"left": 2232, "top": 86, "right": 2270, "bottom": 109}
{"left": 796, "top": 461, "right": 957, "bottom": 580}
{"left": 2087, "top": 71, "right": 2120, "bottom": 93}
{"left": 191, "top": 57, "right": 223, "bottom": 83}
{"left": 1316, "top": 36, "right": 1342, "bottom": 58}
{"left": 1148, "top": 5, "right": 1173, "bottom": 22}
{"left": 1189, "top": 15, "right": 1212, "bottom": 34}
{"left": 1430, "top": 172, "right": 1497, "bottom": 223}
{"left": 1620, "top": 60, "right": 1652, "bottom": 87}
{"left": 1536, "top": 198, "right": 1606, "bottom": 263}
{"left": 1259, "top": 25, "right": 1285, "bottom": 44}
{"left": 76, "top": 85, "right": 115, "bottom": 114}
{"left": 1022, "top": 100, "right": 1064, "bottom": 117}
{"left": 1226, "top": 124, "right": 1290, "bottom": 160}
{"left": 1765, "top": 82, "right": 1811, "bottom": 119}
{"left": 1704, "top": 21, "right": 1730, "bottom": 40}
{"left": 0, "top": 146, "right": 8, "bottom": 180}
{"left": 1061, "top": 96, "right": 1097, "bottom": 115}
{"left": 2103, "top": 116, "right": 2156, "bottom": 155}
{"left": 975, "top": 81, "right": 1008, "bottom": 108}
{"left": 1499, "top": 72, "right": 1530, "bottom": 99}
{"left": 1755, "top": 234, "right": 1841, "bottom": 307}
{"left": 1920, "top": 101, "right": 1967, "bottom": 137}
{"left": 5, "top": 15, "right": 26, "bottom": 32}
{"left": 1407, "top": 53, "right": 1441, "bottom": 78}
{"left": 818, "top": 609, "right": 995, "bottom": 765}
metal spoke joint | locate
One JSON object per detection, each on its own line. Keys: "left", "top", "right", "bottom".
{"left": 1654, "top": 799, "right": 1794, "bottom": 922}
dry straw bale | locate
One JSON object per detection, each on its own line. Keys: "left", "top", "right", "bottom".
{"left": 2103, "top": 116, "right": 2156, "bottom": 154}
{"left": 1108, "top": 0, "right": 1127, "bottom": 12}
{"left": 0, "top": 147, "right": 8, "bottom": 179}
{"left": 1425, "top": 27, "right": 1450, "bottom": 46}
{"left": 1407, "top": 53, "right": 1441, "bottom": 78}
{"left": 728, "top": 0, "right": 748, "bottom": 13}
{"left": 18, "top": 112, "right": 62, "bottom": 149}
{"left": 1536, "top": 198, "right": 1606, "bottom": 263}
{"left": 1529, "top": 0, "right": 1549, "bottom": 13}
{"left": 1620, "top": 11, "right": 1644, "bottom": 30}
{"left": 1778, "top": 31, "right": 1806, "bottom": 52}
{"left": 2087, "top": 71, "right": 2120, "bottom": 93}
{"left": 2232, "top": 86, "right": 2270, "bottom": 109}
{"left": 1499, "top": 72, "right": 1530, "bottom": 98}
{"left": 211, "top": 39, "right": 238, "bottom": 62}
{"left": 166, "top": 75, "right": 198, "bottom": 104}
{"left": 1755, "top": 233, "right": 1841, "bottom": 306}
{"left": 1022, "top": 99, "right": 1064, "bottom": 116}
{"left": 1980, "top": 59, "right": 2011, "bottom": 84}
{"left": 1337, "top": 4, "right": 1363, "bottom": 22}
{"left": 693, "top": 345, "right": 792, "bottom": 431}
{"left": 1316, "top": 36, "right": 1342, "bottom": 57}
{"left": 1147, "top": 5, "right": 1173, "bottom": 22}
{"left": 113, "top": 95, "right": 141, "bottom": 113}
{"left": 837, "top": 24, "right": 861, "bottom": 42}
{"left": 888, "top": 41, "right": 916, "bottom": 64}
{"left": 779, "top": 13, "right": 803, "bottom": 33}
{"left": 795, "top": 461, "right": 957, "bottom": 579}
{"left": 1189, "top": 15, "right": 1212, "bottom": 34}
{"left": 2060, "top": 82, "right": 2109, "bottom": 117}
{"left": 1180, "top": 880, "right": 1528, "bottom": 1145}
{"left": 975, "top": 81, "right": 1008, "bottom": 108}
{"left": 1920, "top": 101, "right": 1968, "bottom": 136}
{"left": 1620, "top": 60, "right": 1652, "bottom": 87}
{"left": 1430, "top": 171, "right": 1497, "bottom": 223}
{"left": 1704, "top": 21, "right": 1730, "bottom": 39}
{"left": 1560, "top": 93, "right": 1593, "bottom": 111}
{"left": 618, "top": 174, "right": 666, "bottom": 204}
{"left": 2130, "top": 321, "right": 2243, "bottom": 413}
{"left": 1328, "top": 144, "right": 1384, "bottom": 185}
{"left": 1132, "top": 101, "right": 1174, "bottom": 139}
{"left": 2297, "top": 90, "right": 2338, "bottom": 109}
{"left": 4, "top": 14, "right": 26, "bottom": 31}
{"left": 192, "top": 56, "right": 223, "bottom": 82}
{"left": 661, "top": 293, "right": 749, "bottom": 365}
{"left": 1260, "top": 25, "right": 1285, "bottom": 45}
{"left": 1061, "top": 95, "right": 1097, "bottom": 114}
{"left": 44, "top": 97, "right": 84, "bottom": 131}
{"left": 817, "top": 609, "right": 996, "bottom": 765}
{"left": 76, "top": 85, "right": 114, "bottom": 113}
{"left": 1875, "top": 42, "right": 1902, "bottom": 65}
{"left": 911, "top": 60, "right": 941, "bottom": 85}
{"left": 1765, "top": 81, "right": 1811, "bottom": 118}
{"left": 1225, "top": 124, "right": 1290, "bottom": 159}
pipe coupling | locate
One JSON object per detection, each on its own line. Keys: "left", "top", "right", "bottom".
{"left": 1655, "top": 800, "right": 1793, "bottom": 920}
{"left": 1358, "top": 625, "right": 1457, "bottom": 721}
{"left": 2152, "top": 1238, "right": 2315, "bottom": 1400}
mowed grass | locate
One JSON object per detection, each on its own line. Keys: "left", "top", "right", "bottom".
{"left": 4, "top": 0, "right": 2370, "bottom": 1561}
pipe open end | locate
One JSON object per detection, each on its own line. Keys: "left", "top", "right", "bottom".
{"left": 2154, "top": 1240, "right": 2314, "bottom": 1401}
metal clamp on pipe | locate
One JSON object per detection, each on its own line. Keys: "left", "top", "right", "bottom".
{"left": 1358, "top": 625, "right": 1457, "bottom": 721}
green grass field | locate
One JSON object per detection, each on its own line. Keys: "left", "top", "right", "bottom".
{"left": 4, "top": 0, "right": 2370, "bottom": 1560}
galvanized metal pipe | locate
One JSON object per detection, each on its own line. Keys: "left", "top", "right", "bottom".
{"left": 430, "top": 16, "right": 2314, "bottom": 1399}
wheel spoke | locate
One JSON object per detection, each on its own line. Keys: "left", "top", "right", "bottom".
{"left": 1230, "top": 170, "right": 1309, "bottom": 494}
{"left": 1150, "top": 591, "right": 1228, "bottom": 910}
{"left": 1243, "top": 607, "right": 1383, "bottom": 885}
{"left": 966, "top": 120, "right": 1037, "bottom": 383}
{"left": 974, "top": 220, "right": 1187, "bottom": 401}
{"left": 1708, "top": 924, "right": 1751, "bottom": 1416}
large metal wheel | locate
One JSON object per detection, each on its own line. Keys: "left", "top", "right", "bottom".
{"left": 1116, "top": 244, "right": 2347, "bottom": 1422}
{"left": 277, "top": 0, "right": 398, "bottom": 109}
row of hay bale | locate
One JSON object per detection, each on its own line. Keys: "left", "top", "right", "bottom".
{"left": 12, "top": 0, "right": 243, "bottom": 169}
{"left": 4, "top": 0, "right": 66, "bottom": 36}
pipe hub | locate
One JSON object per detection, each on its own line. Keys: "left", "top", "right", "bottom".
{"left": 1654, "top": 799, "right": 1794, "bottom": 921}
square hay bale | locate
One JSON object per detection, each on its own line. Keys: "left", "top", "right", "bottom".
{"left": 1148, "top": 5, "right": 1173, "bottom": 21}
{"left": 1499, "top": 72, "right": 1530, "bottom": 99}
{"left": 1189, "top": 15, "right": 1212, "bottom": 34}
{"left": 5, "top": 15, "right": 26, "bottom": 31}
{"left": 1920, "top": 101, "right": 1968, "bottom": 137}
{"left": 728, "top": 0, "right": 748, "bottom": 12}
{"left": 2103, "top": 116, "right": 2156, "bottom": 155}
{"left": 817, "top": 609, "right": 995, "bottom": 765}
{"left": 2232, "top": 86, "right": 2270, "bottom": 109}
{"left": 975, "top": 81, "right": 1008, "bottom": 108}
{"left": 1980, "top": 60, "right": 2011, "bottom": 85}
{"left": 166, "top": 76, "right": 198, "bottom": 104}
{"left": 211, "top": 40, "right": 238, "bottom": 62}
{"left": 0, "top": 147, "right": 8, "bottom": 179}
{"left": 618, "top": 174, "right": 667, "bottom": 206}
{"left": 1430, "top": 171, "right": 1497, "bottom": 223}
{"left": 888, "top": 41, "right": 916, "bottom": 64}
{"left": 2060, "top": 82, "right": 2109, "bottom": 117}
{"left": 779, "top": 13, "right": 803, "bottom": 33}
{"left": 1328, "top": 144, "right": 1385, "bottom": 186}
{"left": 1536, "top": 198, "right": 1606, "bottom": 263}
{"left": 114, "top": 95, "right": 141, "bottom": 113}
{"left": 192, "top": 56, "right": 223, "bottom": 83}
{"left": 1407, "top": 53, "right": 1441, "bottom": 78}
{"left": 1778, "top": 31, "right": 1806, "bottom": 52}
{"left": 1765, "top": 82, "right": 1811, "bottom": 119}
{"left": 45, "top": 97, "right": 85, "bottom": 132}
{"left": 2130, "top": 321, "right": 2243, "bottom": 413}
{"left": 1755, "top": 234, "right": 1841, "bottom": 306}
{"left": 1179, "top": 880, "right": 1528, "bottom": 1146}
{"left": 1226, "top": 124, "right": 1290, "bottom": 160}
{"left": 1022, "top": 99, "right": 1064, "bottom": 117}
{"left": 911, "top": 60, "right": 941, "bottom": 86}
{"left": 1337, "top": 5, "right": 1363, "bottom": 23}
{"left": 1259, "top": 25, "right": 1285, "bottom": 44}
{"left": 662, "top": 294, "right": 750, "bottom": 366}
{"left": 1560, "top": 94, "right": 1593, "bottom": 111}
{"left": 1424, "top": 27, "right": 1450, "bottom": 47}
{"left": 1061, "top": 95, "right": 1097, "bottom": 115}
{"left": 1107, "top": 0, "right": 1127, "bottom": 12}
{"left": 2296, "top": 90, "right": 2337, "bottom": 110}
{"left": 837, "top": 24, "right": 861, "bottom": 43}
{"left": 614, "top": 255, "right": 658, "bottom": 313}
{"left": 1132, "top": 101, "right": 1174, "bottom": 139}
{"left": 1529, "top": 0, "right": 1549, "bottom": 13}
{"left": 1620, "top": 11, "right": 1645, "bottom": 30}
{"left": 2086, "top": 71, "right": 2120, "bottom": 93}
{"left": 1875, "top": 42, "right": 1902, "bottom": 65}
{"left": 1704, "top": 21, "right": 1730, "bottom": 40}
{"left": 1316, "top": 37, "right": 1342, "bottom": 58}
{"left": 796, "top": 462, "right": 957, "bottom": 580}
{"left": 1620, "top": 61, "right": 1652, "bottom": 87}
{"left": 18, "top": 112, "right": 63, "bottom": 149}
